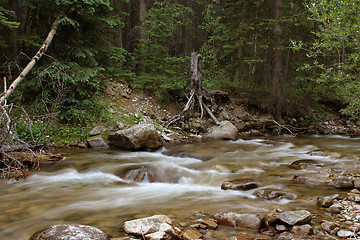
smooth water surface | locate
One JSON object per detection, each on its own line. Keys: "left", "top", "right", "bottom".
{"left": 1, "top": 135, "right": 360, "bottom": 239}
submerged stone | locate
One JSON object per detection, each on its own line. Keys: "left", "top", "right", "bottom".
{"left": 289, "top": 159, "right": 323, "bottom": 170}
{"left": 254, "top": 189, "right": 296, "bottom": 200}
{"left": 182, "top": 229, "right": 202, "bottom": 240}
{"left": 221, "top": 179, "right": 261, "bottom": 191}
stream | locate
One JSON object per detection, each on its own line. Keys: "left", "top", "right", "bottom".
{"left": 1, "top": 135, "right": 360, "bottom": 239}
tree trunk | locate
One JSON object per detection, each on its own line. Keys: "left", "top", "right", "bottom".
{"left": 167, "top": 52, "right": 220, "bottom": 127}
{"left": 0, "top": 18, "right": 60, "bottom": 105}
{"left": 271, "top": 0, "right": 283, "bottom": 122}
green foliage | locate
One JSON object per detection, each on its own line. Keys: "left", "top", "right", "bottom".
{"left": 0, "top": 5, "right": 19, "bottom": 29}
{"left": 200, "top": 0, "right": 273, "bottom": 90}
{"left": 121, "top": 113, "right": 145, "bottom": 126}
{"left": 132, "top": 0, "right": 192, "bottom": 100}
{"left": 4, "top": 0, "right": 130, "bottom": 130}
{"left": 15, "top": 119, "right": 92, "bottom": 145}
{"left": 302, "top": 0, "right": 360, "bottom": 120}
{"left": 0, "top": 2, "right": 19, "bottom": 47}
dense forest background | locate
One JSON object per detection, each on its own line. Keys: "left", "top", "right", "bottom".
{"left": 1, "top": 0, "right": 359, "bottom": 143}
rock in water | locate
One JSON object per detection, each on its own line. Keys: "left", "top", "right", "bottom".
{"left": 289, "top": 159, "right": 323, "bottom": 170}
{"left": 145, "top": 231, "right": 173, "bottom": 240}
{"left": 290, "top": 224, "right": 314, "bottom": 236}
{"left": 329, "top": 176, "right": 354, "bottom": 189}
{"left": 204, "top": 121, "right": 239, "bottom": 140}
{"left": 182, "top": 229, "right": 203, "bottom": 240}
{"left": 221, "top": 179, "right": 261, "bottom": 191}
{"left": 108, "top": 124, "right": 163, "bottom": 150}
{"left": 213, "top": 212, "right": 263, "bottom": 230}
{"left": 123, "top": 215, "right": 172, "bottom": 236}
{"left": 254, "top": 189, "right": 296, "bottom": 200}
{"left": 317, "top": 194, "right": 340, "bottom": 208}
{"left": 29, "top": 224, "right": 110, "bottom": 240}
{"left": 278, "top": 210, "right": 312, "bottom": 226}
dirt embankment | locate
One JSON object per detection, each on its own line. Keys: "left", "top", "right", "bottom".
{"left": 105, "top": 80, "right": 360, "bottom": 138}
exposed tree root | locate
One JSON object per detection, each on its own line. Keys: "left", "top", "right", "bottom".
{"left": 167, "top": 52, "right": 220, "bottom": 127}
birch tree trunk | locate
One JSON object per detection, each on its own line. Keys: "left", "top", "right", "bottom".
{"left": 0, "top": 18, "right": 60, "bottom": 105}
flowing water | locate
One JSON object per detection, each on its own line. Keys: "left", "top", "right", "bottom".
{"left": 1, "top": 135, "right": 360, "bottom": 239}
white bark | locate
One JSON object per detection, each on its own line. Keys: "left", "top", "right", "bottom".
{"left": 0, "top": 19, "right": 60, "bottom": 105}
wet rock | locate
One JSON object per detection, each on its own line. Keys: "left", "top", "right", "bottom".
{"left": 291, "top": 175, "right": 312, "bottom": 184}
{"left": 213, "top": 212, "right": 263, "bottom": 230}
{"left": 320, "top": 221, "right": 337, "bottom": 232}
{"left": 337, "top": 229, "right": 355, "bottom": 238}
{"left": 278, "top": 210, "right": 312, "bottom": 226}
{"left": 89, "top": 125, "right": 107, "bottom": 136}
{"left": 289, "top": 159, "right": 323, "bottom": 170}
{"left": 196, "top": 219, "right": 218, "bottom": 229}
{"left": 123, "top": 215, "right": 172, "bottom": 236}
{"left": 276, "top": 232, "right": 295, "bottom": 240}
{"left": 254, "top": 189, "right": 296, "bottom": 200}
{"left": 328, "top": 203, "right": 342, "bottom": 214}
{"left": 108, "top": 124, "right": 163, "bottom": 150}
{"left": 173, "top": 227, "right": 182, "bottom": 238}
{"left": 204, "top": 121, "right": 239, "bottom": 140}
{"left": 275, "top": 224, "right": 287, "bottom": 233}
{"left": 124, "top": 166, "right": 155, "bottom": 182}
{"left": 354, "top": 178, "right": 360, "bottom": 190}
{"left": 317, "top": 194, "right": 340, "bottom": 207}
{"left": 158, "top": 223, "right": 176, "bottom": 237}
{"left": 329, "top": 176, "right": 354, "bottom": 189}
{"left": 145, "top": 231, "right": 172, "bottom": 240}
{"left": 221, "top": 179, "right": 261, "bottom": 191}
{"left": 290, "top": 224, "right": 314, "bottom": 236}
{"left": 87, "top": 136, "right": 109, "bottom": 149}
{"left": 29, "top": 224, "right": 110, "bottom": 240}
{"left": 346, "top": 192, "right": 360, "bottom": 202}
{"left": 182, "top": 229, "right": 202, "bottom": 240}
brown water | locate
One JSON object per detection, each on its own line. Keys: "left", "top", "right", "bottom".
{"left": 1, "top": 135, "right": 360, "bottom": 239}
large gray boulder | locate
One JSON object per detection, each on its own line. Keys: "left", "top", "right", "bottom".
{"left": 204, "top": 121, "right": 239, "bottom": 140}
{"left": 29, "top": 224, "right": 110, "bottom": 240}
{"left": 108, "top": 124, "right": 163, "bottom": 150}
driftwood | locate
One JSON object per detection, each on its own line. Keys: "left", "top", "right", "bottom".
{"left": 167, "top": 52, "right": 220, "bottom": 127}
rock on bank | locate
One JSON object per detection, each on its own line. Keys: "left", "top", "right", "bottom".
{"left": 108, "top": 124, "right": 163, "bottom": 150}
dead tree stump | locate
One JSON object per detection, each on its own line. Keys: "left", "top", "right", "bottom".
{"left": 167, "top": 52, "right": 220, "bottom": 127}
